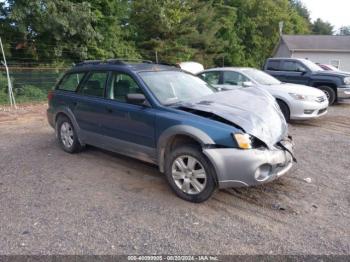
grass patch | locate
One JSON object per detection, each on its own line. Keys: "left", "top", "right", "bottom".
{"left": 0, "top": 85, "right": 48, "bottom": 105}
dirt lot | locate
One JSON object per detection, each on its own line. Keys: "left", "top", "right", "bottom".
{"left": 0, "top": 102, "right": 349, "bottom": 255}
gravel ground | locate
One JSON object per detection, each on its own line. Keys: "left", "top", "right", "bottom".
{"left": 0, "top": 102, "right": 349, "bottom": 255}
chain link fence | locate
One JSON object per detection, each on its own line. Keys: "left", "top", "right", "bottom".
{"left": 0, "top": 65, "right": 69, "bottom": 105}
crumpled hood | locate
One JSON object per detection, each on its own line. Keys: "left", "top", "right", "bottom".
{"left": 179, "top": 87, "right": 288, "bottom": 148}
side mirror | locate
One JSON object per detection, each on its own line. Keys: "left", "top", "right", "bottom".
{"left": 242, "top": 81, "right": 254, "bottom": 87}
{"left": 297, "top": 67, "right": 307, "bottom": 74}
{"left": 126, "top": 93, "right": 148, "bottom": 106}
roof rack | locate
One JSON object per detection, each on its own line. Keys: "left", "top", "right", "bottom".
{"left": 75, "top": 58, "right": 153, "bottom": 67}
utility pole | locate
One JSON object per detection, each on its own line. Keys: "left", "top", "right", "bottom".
{"left": 0, "top": 37, "right": 16, "bottom": 108}
{"left": 155, "top": 50, "right": 159, "bottom": 64}
{"left": 279, "top": 21, "right": 284, "bottom": 36}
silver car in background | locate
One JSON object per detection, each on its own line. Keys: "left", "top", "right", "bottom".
{"left": 197, "top": 67, "right": 329, "bottom": 121}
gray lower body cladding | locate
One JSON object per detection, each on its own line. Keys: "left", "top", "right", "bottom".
{"left": 203, "top": 140, "right": 294, "bottom": 188}
{"left": 337, "top": 87, "right": 350, "bottom": 99}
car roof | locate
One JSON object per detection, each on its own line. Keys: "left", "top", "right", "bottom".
{"left": 67, "top": 60, "right": 179, "bottom": 74}
{"left": 267, "top": 57, "right": 306, "bottom": 62}
{"left": 199, "top": 67, "right": 255, "bottom": 73}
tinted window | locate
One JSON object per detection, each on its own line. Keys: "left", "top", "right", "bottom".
{"left": 107, "top": 72, "right": 143, "bottom": 102}
{"left": 57, "top": 73, "right": 85, "bottom": 91}
{"left": 198, "top": 71, "right": 220, "bottom": 85}
{"left": 79, "top": 72, "right": 108, "bottom": 97}
{"left": 281, "top": 61, "right": 306, "bottom": 72}
{"left": 223, "top": 71, "right": 249, "bottom": 86}
{"left": 266, "top": 60, "right": 280, "bottom": 71}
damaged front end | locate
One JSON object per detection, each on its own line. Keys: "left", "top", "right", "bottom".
{"left": 177, "top": 87, "right": 288, "bottom": 149}
{"left": 175, "top": 87, "right": 295, "bottom": 188}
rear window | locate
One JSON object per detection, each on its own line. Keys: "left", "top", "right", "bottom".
{"left": 57, "top": 72, "right": 85, "bottom": 91}
{"left": 266, "top": 60, "right": 280, "bottom": 71}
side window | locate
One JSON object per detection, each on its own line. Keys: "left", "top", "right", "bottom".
{"left": 282, "top": 61, "right": 306, "bottom": 72}
{"left": 79, "top": 72, "right": 108, "bottom": 97}
{"left": 223, "top": 72, "right": 249, "bottom": 86}
{"left": 107, "top": 72, "right": 143, "bottom": 102}
{"left": 198, "top": 71, "right": 220, "bottom": 85}
{"left": 267, "top": 60, "right": 280, "bottom": 71}
{"left": 57, "top": 72, "right": 85, "bottom": 91}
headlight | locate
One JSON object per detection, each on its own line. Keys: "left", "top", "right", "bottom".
{"left": 233, "top": 133, "right": 252, "bottom": 149}
{"left": 289, "top": 93, "right": 316, "bottom": 101}
{"left": 344, "top": 77, "right": 350, "bottom": 85}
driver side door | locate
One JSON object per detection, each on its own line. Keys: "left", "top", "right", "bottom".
{"left": 281, "top": 61, "right": 310, "bottom": 85}
{"left": 99, "top": 71, "right": 157, "bottom": 163}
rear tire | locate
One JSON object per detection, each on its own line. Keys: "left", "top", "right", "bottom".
{"left": 277, "top": 100, "right": 290, "bottom": 122}
{"left": 318, "top": 86, "right": 336, "bottom": 105}
{"left": 164, "top": 145, "right": 217, "bottom": 203}
{"left": 56, "top": 115, "right": 83, "bottom": 153}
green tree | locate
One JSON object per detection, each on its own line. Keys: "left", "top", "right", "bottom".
{"left": 71, "top": 0, "right": 139, "bottom": 59}
{"left": 289, "top": 0, "right": 311, "bottom": 21}
{"left": 222, "top": 0, "right": 310, "bottom": 67}
{"left": 312, "top": 18, "right": 334, "bottom": 35}
{"left": 1, "top": 0, "right": 139, "bottom": 63}
{"left": 130, "top": 0, "right": 196, "bottom": 64}
{"left": 3, "top": 0, "right": 100, "bottom": 62}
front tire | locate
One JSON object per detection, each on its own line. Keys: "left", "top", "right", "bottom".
{"left": 56, "top": 115, "right": 83, "bottom": 153}
{"left": 318, "top": 86, "right": 336, "bottom": 105}
{"left": 277, "top": 100, "right": 290, "bottom": 122}
{"left": 164, "top": 145, "right": 217, "bottom": 203}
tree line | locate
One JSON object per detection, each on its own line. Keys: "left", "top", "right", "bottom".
{"left": 0, "top": 0, "right": 346, "bottom": 68}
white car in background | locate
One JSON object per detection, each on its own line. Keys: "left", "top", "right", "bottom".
{"left": 178, "top": 61, "right": 204, "bottom": 75}
{"left": 197, "top": 67, "right": 329, "bottom": 121}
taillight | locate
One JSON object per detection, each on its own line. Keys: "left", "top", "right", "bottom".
{"left": 47, "top": 91, "right": 54, "bottom": 101}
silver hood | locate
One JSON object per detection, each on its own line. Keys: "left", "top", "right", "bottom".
{"left": 179, "top": 87, "right": 288, "bottom": 148}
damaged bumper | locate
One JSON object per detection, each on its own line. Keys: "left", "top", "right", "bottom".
{"left": 203, "top": 139, "right": 294, "bottom": 188}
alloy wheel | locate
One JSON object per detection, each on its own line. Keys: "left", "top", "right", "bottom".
{"left": 60, "top": 122, "right": 74, "bottom": 149}
{"left": 171, "top": 155, "right": 207, "bottom": 195}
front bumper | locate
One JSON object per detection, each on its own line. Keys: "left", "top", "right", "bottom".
{"left": 289, "top": 99, "right": 328, "bottom": 120}
{"left": 337, "top": 86, "right": 350, "bottom": 99}
{"left": 203, "top": 139, "right": 294, "bottom": 188}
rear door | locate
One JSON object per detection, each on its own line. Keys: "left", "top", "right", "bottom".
{"left": 73, "top": 71, "right": 109, "bottom": 141}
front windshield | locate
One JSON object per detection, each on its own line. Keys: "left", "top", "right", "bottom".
{"left": 301, "top": 59, "right": 323, "bottom": 72}
{"left": 242, "top": 68, "right": 281, "bottom": 85}
{"left": 139, "top": 71, "right": 214, "bottom": 105}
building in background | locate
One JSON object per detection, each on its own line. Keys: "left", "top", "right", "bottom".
{"left": 273, "top": 35, "right": 350, "bottom": 71}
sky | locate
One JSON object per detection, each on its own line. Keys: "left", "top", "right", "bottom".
{"left": 302, "top": 0, "right": 350, "bottom": 30}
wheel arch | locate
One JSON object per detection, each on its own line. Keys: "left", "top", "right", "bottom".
{"left": 312, "top": 82, "right": 337, "bottom": 94}
{"left": 54, "top": 107, "right": 84, "bottom": 145}
{"left": 157, "top": 125, "right": 215, "bottom": 173}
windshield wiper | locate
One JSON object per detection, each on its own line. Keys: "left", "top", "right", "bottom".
{"left": 165, "top": 100, "right": 183, "bottom": 106}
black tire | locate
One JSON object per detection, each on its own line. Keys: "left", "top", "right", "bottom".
{"left": 164, "top": 145, "right": 217, "bottom": 203}
{"left": 277, "top": 99, "right": 290, "bottom": 122}
{"left": 56, "top": 115, "right": 83, "bottom": 153}
{"left": 318, "top": 86, "right": 336, "bottom": 105}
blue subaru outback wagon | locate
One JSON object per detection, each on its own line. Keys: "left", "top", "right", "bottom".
{"left": 47, "top": 59, "right": 295, "bottom": 203}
